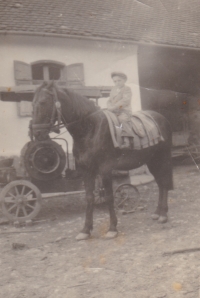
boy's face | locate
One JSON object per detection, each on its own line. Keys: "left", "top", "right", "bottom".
{"left": 112, "top": 76, "right": 126, "bottom": 88}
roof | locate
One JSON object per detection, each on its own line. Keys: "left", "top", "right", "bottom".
{"left": 0, "top": 0, "right": 200, "bottom": 48}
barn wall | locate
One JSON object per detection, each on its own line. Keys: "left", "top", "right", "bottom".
{"left": 138, "top": 44, "right": 200, "bottom": 146}
{"left": 0, "top": 34, "right": 141, "bottom": 156}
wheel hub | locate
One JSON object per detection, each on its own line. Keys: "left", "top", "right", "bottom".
{"left": 22, "top": 140, "right": 66, "bottom": 181}
{"left": 16, "top": 195, "right": 27, "bottom": 205}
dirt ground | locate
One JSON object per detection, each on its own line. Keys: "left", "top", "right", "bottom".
{"left": 1, "top": 163, "right": 200, "bottom": 298}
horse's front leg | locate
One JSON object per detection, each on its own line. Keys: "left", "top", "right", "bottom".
{"left": 76, "top": 172, "right": 95, "bottom": 241}
{"left": 151, "top": 186, "right": 168, "bottom": 223}
{"left": 102, "top": 174, "right": 118, "bottom": 239}
{"left": 158, "top": 188, "right": 168, "bottom": 223}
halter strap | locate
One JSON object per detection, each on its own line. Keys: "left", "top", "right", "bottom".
{"left": 31, "top": 87, "right": 62, "bottom": 134}
{"left": 31, "top": 85, "right": 102, "bottom": 140}
{"left": 52, "top": 87, "right": 62, "bottom": 127}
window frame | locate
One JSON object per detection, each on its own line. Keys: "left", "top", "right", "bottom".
{"left": 14, "top": 60, "right": 85, "bottom": 117}
{"left": 31, "top": 60, "right": 66, "bottom": 84}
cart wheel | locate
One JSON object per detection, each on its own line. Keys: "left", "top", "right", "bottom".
{"left": 23, "top": 140, "right": 66, "bottom": 181}
{"left": 0, "top": 180, "right": 42, "bottom": 222}
{"left": 114, "top": 183, "right": 140, "bottom": 212}
{"left": 94, "top": 175, "right": 106, "bottom": 204}
{"left": 189, "top": 144, "right": 200, "bottom": 161}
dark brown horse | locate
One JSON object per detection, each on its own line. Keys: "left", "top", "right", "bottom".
{"left": 31, "top": 81, "right": 173, "bottom": 240}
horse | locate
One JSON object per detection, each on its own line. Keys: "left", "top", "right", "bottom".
{"left": 31, "top": 81, "right": 173, "bottom": 240}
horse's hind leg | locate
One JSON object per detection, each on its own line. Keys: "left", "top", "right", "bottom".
{"left": 102, "top": 174, "right": 118, "bottom": 239}
{"left": 151, "top": 186, "right": 168, "bottom": 223}
{"left": 147, "top": 145, "right": 173, "bottom": 223}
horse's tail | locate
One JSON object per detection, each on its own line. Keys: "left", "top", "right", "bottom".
{"left": 159, "top": 113, "right": 174, "bottom": 190}
{"left": 147, "top": 111, "right": 174, "bottom": 190}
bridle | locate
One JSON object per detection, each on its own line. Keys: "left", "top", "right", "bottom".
{"left": 30, "top": 87, "right": 63, "bottom": 140}
{"left": 29, "top": 84, "right": 102, "bottom": 141}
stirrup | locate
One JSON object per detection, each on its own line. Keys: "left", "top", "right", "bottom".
{"left": 120, "top": 138, "right": 133, "bottom": 150}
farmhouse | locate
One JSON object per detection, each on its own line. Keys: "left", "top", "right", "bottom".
{"left": 0, "top": 0, "right": 200, "bottom": 156}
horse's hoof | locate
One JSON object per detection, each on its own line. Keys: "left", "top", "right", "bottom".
{"left": 151, "top": 213, "right": 159, "bottom": 220}
{"left": 104, "top": 231, "right": 118, "bottom": 239}
{"left": 76, "top": 233, "right": 90, "bottom": 241}
{"left": 158, "top": 216, "right": 168, "bottom": 224}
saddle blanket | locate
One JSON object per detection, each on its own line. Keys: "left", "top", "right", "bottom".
{"left": 103, "top": 110, "right": 164, "bottom": 150}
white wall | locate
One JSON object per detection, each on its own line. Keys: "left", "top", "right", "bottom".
{"left": 0, "top": 35, "right": 141, "bottom": 156}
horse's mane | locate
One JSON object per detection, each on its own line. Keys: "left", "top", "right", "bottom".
{"left": 33, "top": 82, "right": 100, "bottom": 120}
{"left": 57, "top": 86, "right": 100, "bottom": 118}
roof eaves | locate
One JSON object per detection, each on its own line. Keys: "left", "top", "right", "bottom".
{"left": 1, "top": 30, "right": 200, "bottom": 51}
{"left": 0, "top": 29, "right": 139, "bottom": 45}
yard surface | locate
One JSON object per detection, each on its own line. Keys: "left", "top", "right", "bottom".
{"left": 1, "top": 163, "right": 200, "bottom": 298}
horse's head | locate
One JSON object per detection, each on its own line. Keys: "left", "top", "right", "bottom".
{"left": 31, "top": 81, "right": 61, "bottom": 141}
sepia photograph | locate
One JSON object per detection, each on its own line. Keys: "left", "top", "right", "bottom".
{"left": 0, "top": 0, "right": 200, "bottom": 297}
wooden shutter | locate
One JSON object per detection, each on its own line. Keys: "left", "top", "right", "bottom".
{"left": 17, "top": 101, "right": 33, "bottom": 117}
{"left": 63, "top": 63, "right": 85, "bottom": 87}
{"left": 14, "top": 60, "right": 32, "bottom": 85}
{"left": 14, "top": 61, "right": 33, "bottom": 116}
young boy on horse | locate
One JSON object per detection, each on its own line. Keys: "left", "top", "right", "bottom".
{"left": 107, "top": 72, "right": 133, "bottom": 149}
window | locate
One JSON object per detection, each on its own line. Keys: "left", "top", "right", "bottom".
{"left": 32, "top": 64, "right": 44, "bottom": 80}
{"left": 14, "top": 60, "right": 85, "bottom": 116}
{"left": 31, "top": 60, "right": 65, "bottom": 84}
{"left": 14, "top": 60, "right": 85, "bottom": 87}
{"left": 49, "top": 65, "right": 61, "bottom": 80}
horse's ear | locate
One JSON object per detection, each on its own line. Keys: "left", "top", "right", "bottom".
{"left": 39, "top": 81, "right": 45, "bottom": 88}
{"left": 42, "top": 81, "right": 48, "bottom": 87}
{"left": 52, "top": 80, "right": 58, "bottom": 90}
{"left": 53, "top": 80, "right": 59, "bottom": 90}
{"left": 48, "top": 81, "right": 54, "bottom": 88}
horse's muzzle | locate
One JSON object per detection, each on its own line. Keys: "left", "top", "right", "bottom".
{"left": 30, "top": 122, "right": 51, "bottom": 141}
{"left": 33, "top": 129, "right": 50, "bottom": 141}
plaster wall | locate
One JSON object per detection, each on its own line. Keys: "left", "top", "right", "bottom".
{"left": 0, "top": 35, "right": 141, "bottom": 156}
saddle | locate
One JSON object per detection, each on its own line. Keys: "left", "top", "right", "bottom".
{"left": 103, "top": 110, "right": 164, "bottom": 150}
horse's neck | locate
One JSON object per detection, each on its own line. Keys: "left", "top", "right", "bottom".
{"left": 60, "top": 95, "right": 77, "bottom": 124}
{"left": 59, "top": 91, "right": 99, "bottom": 138}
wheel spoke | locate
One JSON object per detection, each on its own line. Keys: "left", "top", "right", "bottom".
{"left": 115, "top": 184, "right": 139, "bottom": 211}
{"left": 4, "top": 196, "right": 16, "bottom": 203}
{"left": 124, "top": 186, "right": 130, "bottom": 196}
{"left": 21, "top": 185, "right": 26, "bottom": 195}
{"left": 26, "top": 203, "right": 35, "bottom": 210}
{"left": 22, "top": 206, "right": 28, "bottom": 216}
{"left": 7, "top": 203, "right": 18, "bottom": 212}
{"left": 116, "top": 196, "right": 128, "bottom": 208}
{"left": 15, "top": 206, "right": 20, "bottom": 217}
{"left": 124, "top": 193, "right": 129, "bottom": 199}
{"left": 120, "top": 189, "right": 128, "bottom": 200}
{"left": 25, "top": 189, "right": 34, "bottom": 197}
{"left": 15, "top": 186, "right": 20, "bottom": 196}
{"left": 126, "top": 189, "right": 130, "bottom": 198}
{"left": 7, "top": 192, "right": 17, "bottom": 199}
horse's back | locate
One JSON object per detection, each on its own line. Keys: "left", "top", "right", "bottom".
{"left": 143, "top": 110, "right": 172, "bottom": 144}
